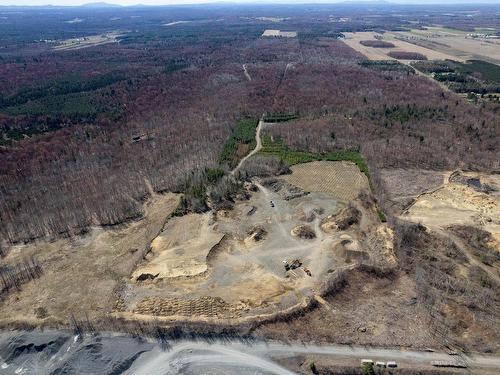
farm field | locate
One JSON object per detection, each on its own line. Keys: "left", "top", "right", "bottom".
{"left": 342, "top": 31, "right": 459, "bottom": 61}
{"left": 393, "top": 27, "right": 500, "bottom": 65}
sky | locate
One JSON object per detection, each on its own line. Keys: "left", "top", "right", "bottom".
{"left": 0, "top": 0, "right": 499, "bottom": 5}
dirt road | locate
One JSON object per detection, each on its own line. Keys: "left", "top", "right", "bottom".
{"left": 127, "top": 340, "right": 500, "bottom": 374}
{"left": 242, "top": 64, "right": 252, "bottom": 81}
{"left": 2, "top": 331, "right": 499, "bottom": 374}
{"left": 231, "top": 117, "right": 263, "bottom": 176}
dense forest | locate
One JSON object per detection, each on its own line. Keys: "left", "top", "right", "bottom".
{"left": 0, "top": 4, "right": 499, "bottom": 245}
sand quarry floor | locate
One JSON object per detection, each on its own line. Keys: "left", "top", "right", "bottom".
{"left": 0, "top": 161, "right": 393, "bottom": 327}
{"left": 118, "top": 161, "right": 388, "bottom": 322}
{"left": 403, "top": 172, "right": 500, "bottom": 243}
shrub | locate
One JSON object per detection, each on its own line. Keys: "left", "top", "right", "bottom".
{"left": 360, "top": 40, "right": 395, "bottom": 48}
{"left": 387, "top": 51, "right": 427, "bottom": 60}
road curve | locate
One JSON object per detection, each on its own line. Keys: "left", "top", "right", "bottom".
{"left": 1, "top": 331, "right": 499, "bottom": 375}
{"left": 125, "top": 340, "right": 500, "bottom": 374}
{"left": 231, "top": 117, "right": 263, "bottom": 176}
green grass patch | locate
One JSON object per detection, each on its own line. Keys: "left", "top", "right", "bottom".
{"left": 262, "top": 113, "right": 298, "bottom": 123}
{"left": 219, "top": 117, "right": 258, "bottom": 168}
{"left": 378, "top": 209, "right": 387, "bottom": 223}
{"left": 260, "top": 134, "right": 373, "bottom": 190}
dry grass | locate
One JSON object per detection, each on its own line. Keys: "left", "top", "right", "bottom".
{"left": 280, "top": 161, "right": 369, "bottom": 201}
{"left": 0, "top": 193, "right": 179, "bottom": 325}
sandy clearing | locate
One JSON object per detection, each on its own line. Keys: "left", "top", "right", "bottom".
{"left": 124, "top": 184, "right": 347, "bottom": 319}
{"left": 404, "top": 174, "right": 500, "bottom": 243}
{"left": 54, "top": 32, "right": 122, "bottom": 51}
{"left": 121, "top": 160, "right": 394, "bottom": 324}
{"left": 132, "top": 213, "right": 224, "bottom": 280}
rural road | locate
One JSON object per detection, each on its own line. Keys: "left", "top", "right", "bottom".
{"left": 231, "top": 117, "right": 263, "bottom": 176}
{"left": 2, "top": 331, "right": 500, "bottom": 374}
{"left": 126, "top": 340, "right": 500, "bottom": 374}
{"left": 242, "top": 64, "right": 252, "bottom": 81}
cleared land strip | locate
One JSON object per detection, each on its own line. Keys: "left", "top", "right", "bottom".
{"left": 242, "top": 64, "right": 252, "bottom": 81}
{"left": 231, "top": 117, "right": 263, "bottom": 175}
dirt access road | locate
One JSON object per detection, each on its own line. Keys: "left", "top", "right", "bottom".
{"left": 242, "top": 64, "right": 252, "bottom": 81}
{"left": 127, "top": 340, "right": 500, "bottom": 374}
{"left": 231, "top": 117, "right": 263, "bottom": 176}
{"left": 2, "top": 331, "right": 499, "bottom": 375}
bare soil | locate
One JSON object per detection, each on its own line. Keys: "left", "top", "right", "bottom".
{"left": 115, "top": 161, "right": 394, "bottom": 324}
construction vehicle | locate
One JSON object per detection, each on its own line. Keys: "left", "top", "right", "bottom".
{"left": 284, "top": 259, "right": 302, "bottom": 271}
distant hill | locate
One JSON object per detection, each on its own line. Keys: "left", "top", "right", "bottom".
{"left": 81, "top": 2, "right": 122, "bottom": 8}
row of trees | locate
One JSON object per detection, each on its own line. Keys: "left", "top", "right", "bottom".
{"left": 0, "top": 256, "right": 42, "bottom": 295}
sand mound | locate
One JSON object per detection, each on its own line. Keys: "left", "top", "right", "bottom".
{"left": 291, "top": 225, "right": 316, "bottom": 239}
{"left": 245, "top": 226, "right": 267, "bottom": 245}
{"left": 321, "top": 206, "right": 360, "bottom": 232}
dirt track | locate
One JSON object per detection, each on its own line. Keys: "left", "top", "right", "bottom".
{"left": 231, "top": 117, "right": 263, "bottom": 175}
{"left": 124, "top": 339, "right": 500, "bottom": 374}
{"left": 242, "top": 64, "right": 252, "bottom": 81}
{"left": 4, "top": 332, "right": 498, "bottom": 375}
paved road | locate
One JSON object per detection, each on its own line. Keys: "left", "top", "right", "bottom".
{"left": 231, "top": 117, "right": 263, "bottom": 176}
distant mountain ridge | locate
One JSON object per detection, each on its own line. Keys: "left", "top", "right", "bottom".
{"left": 81, "top": 2, "right": 122, "bottom": 7}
